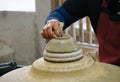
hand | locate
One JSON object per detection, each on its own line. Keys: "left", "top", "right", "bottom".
{"left": 41, "top": 19, "right": 61, "bottom": 39}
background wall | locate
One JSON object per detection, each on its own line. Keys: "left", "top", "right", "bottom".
{"left": 0, "top": 0, "right": 51, "bottom": 65}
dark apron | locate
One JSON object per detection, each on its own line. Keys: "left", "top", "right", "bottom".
{"left": 97, "top": 0, "right": 120, "bottom": 66}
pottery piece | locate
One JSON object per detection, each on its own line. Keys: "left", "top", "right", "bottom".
{"left": 0, "top": 28, "right": 120, "bottom": 82}
{"left": 0, "top": 55, "right": 120, "bottom": 82}
{"left": 46, "top": 34, "right": 80, "bottom": 53}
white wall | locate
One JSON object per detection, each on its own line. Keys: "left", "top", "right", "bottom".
{"left": 0, "top": 0, "right": 51, "bottom": 65}
{"left": 35, "top": 0, "right": 51, "bottom": 55}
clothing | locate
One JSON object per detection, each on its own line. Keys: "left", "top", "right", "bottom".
{"left": 97, "top": 0, "right": 120, "bottom": 65}
{"left": 46, "top": 0, "right": 102, "bottom": 31}
{"left": 45, "top": 0, "right": 120, "bottom": 65}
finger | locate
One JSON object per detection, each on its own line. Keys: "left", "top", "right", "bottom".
{"left": 41, "top": 31, "right": 45, "bottom": 39}
{"left": 46, "top": 23, "right": 54, "bottom": 38}
{"left": 41, "top": 29, "right": 50, "bottom": 39}
{"left": 42, "top": 26, "right": 50, "bottom": 39}
{"left": 53, "top": 22, "right": 60, "bottom": 37}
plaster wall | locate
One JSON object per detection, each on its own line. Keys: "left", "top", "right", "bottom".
{"left": 0, "top": 0, "right": 51, "bottom": 65}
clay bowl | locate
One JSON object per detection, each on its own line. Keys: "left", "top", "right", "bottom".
{"left": 45, "top": 34, "right": 80, "bottom": 53}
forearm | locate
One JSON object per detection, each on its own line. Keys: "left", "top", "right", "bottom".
{"left": 45, "top": 6, "right": 79, "bottom": 30}
{"left": 42, "top": 0, "right": 89, "bottom": 39}
{"left": 45, "top": 0, "right": 88, "bottom": 30}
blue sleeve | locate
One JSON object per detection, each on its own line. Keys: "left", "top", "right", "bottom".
{"left": 45, "top": 6, "right": 79, "bottom": 30}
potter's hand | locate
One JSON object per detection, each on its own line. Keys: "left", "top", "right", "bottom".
{"left": 41, "top": 19, "right": 61, "bottom": 39}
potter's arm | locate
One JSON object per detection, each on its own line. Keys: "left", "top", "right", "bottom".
{"left": 41, "top": 0, "right": 87, "bottom": 39}
{"left": 45, "top": 6, "right": 79, "bottom": 30}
